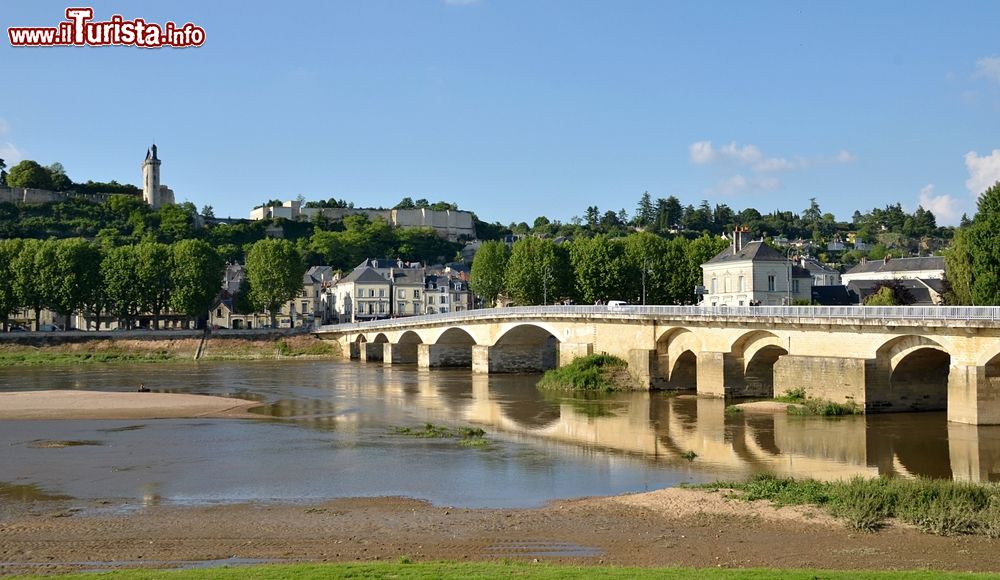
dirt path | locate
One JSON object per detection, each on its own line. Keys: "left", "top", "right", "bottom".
{"left": 0, "top": 488, "right": 996, "bottom": 575}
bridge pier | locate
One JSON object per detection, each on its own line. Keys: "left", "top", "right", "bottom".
{"left": 348, "top": 342, "right": 361, "bottom": 360}
{"left": 358, "top": 342, "right": 383, "bottom": 362}
{"left": 948, "top": 362, "right": 1000, "bottom": 425}
{"left": 418, "top": 343, "right": 472, "bottom": 368}
{"left": 383, "top": 342, "right": 418, "bottom": 365}
{"left": 774, "top": 355, "right": 867, "bottom": 404}
{"left": 558, "top": 342, "right": 593, "bottom": 367}
{"left": 472, "top": 344, "right": 557, "bottom": 374}
{"left": 696, "top": 352, "right": 727, "bottom": 397}
{"left": 626, "top": 349, "right": 655, "bottom": 390}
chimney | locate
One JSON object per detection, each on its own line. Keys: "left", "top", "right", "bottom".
{"left": 884, "top": 255, "right": 891, "bottom": 264}
{"left": 861, "top": 257, "right": 867, "bottom": 265}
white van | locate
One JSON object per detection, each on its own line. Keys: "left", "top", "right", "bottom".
{"left": 606, "top": 300, "right": 628, "bottom": 309}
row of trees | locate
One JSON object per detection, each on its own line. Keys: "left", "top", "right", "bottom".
{"left": 0, "top": 236, "right": 313, "bottom": 331}
{"left": 470, "top": 233, "right": 729, "bottom": 307}
{"left": 2, "top": 159, "right": 140, "bottom": 195}
{"left": 0, "top": 238, "right": 224, "bottom": 331}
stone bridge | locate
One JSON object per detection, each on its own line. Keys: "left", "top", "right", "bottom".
{"left": 315, "top": 305, "right": 1000, "bottom": 425}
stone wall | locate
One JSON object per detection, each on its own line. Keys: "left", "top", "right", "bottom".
{"left": 0, "top": 187, "right": 116, "bottom": 205}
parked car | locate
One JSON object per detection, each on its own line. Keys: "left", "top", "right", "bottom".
{"left": 607, "top": 300, "right": 628, "bottom": 309}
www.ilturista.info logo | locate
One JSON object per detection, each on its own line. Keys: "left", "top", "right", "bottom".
{"left": 8, "top": 7, "right": 205, "bottom": 48}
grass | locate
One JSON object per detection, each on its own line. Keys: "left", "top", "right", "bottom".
{"left": 769, "top": 388, "right": 862, "bottom": 416}
{"left": 724, "top": 405, "right": 743, "bottom": 415}
{"left": 536, "top": 354, "right": 632, "bottom": 392}
{"left": 786, "top": 398, "right": 862, "bottom": 416}
{"left": 697, "top": 474, "right": 1000, "bottom": 537}
{"left": 773, "top": 387, "right": 806, "bottom": 403}
{"left": 393, "top": 423, "right": 491, "bottom": 449}
{"left": 0, "top": 351, "right": 176, "bottom": 366}
{"left": 275, "top": 339, "right": 336, "bottom": 357}
{"left": 7, "top": 561, "right": 997, "bottom": 579}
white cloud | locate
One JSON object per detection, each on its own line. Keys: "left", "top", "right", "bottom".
{"left": 688, "top": 140, "right": 856, "bottom": 173}
{"left": 689, "top": 141, "right": 762, "bottom": 165}
{"left": 0, "top": 142, "right": 24, "bottom": 164}
{"left": 834, "top": 149, "right": 857, "bottom": 163}
{"left": 964, "top": 149, "right": 1000, "bottom": 195}
{"left": 706, "top": 174, "right": 782, "bottom": 196}
{"left": 917, "top": 184, "right": 961, "bottom": 225}
{"left": 974, "top": 56, "right": 1000, "bottom": 84}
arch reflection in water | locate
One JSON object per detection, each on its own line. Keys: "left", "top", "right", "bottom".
{"left": 362, "top": 371, "right": 1000, "bottom": 483}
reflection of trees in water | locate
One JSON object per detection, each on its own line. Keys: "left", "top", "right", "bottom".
{"left": 539, "top": 389, "right": 629, "bottom": 419}
{"left": 489, "top": 375, "right": 561, "bottom": 429}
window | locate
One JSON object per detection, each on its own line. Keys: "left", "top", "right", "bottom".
{"left": 738, "top": 276, "right": 744, "bottom": 292}
{"left": 413, "top": 304, "right": 421, "bottom": 314}
{"left": 711, "top": 278, "right": 717, "bottom": 294}
{"left": 440, "top": 296, "right": 446, "bottom": 304}
{"left": 367, "top": 304, "right": 374, "bottom": 314}
{"left": 440, "top": 286, "right": 446, "bottom": 293}
{"left": 216, "top": 308, "right": 222, "bottom": 318}
{"left": 378, "top": 303, "right": 385, "bottom": 314}
{"left": 440, "top": 307, "right": 449, "bottom": 313}
{"left": 397, "top": 289, "right": 405, "bottom": 299}
{"left": 369, "top": 289, "right": 375, "bottom": 297}
{"left": 301, "top": 302, "right": 308, "bottom": 313}
{"left": 378, "top": 288, "right": 385, "bottom": 297}
{"left": 767, "top": 275, "right": 775, "bottom": 292}
{"left": 413, "top": 290, "right": 421, "bottom": 299}
{"left": 397, "top": 302, "right": 405, "bottom": 314}
{"left": 357, "top": 288, "right": 364, "bottom": 297}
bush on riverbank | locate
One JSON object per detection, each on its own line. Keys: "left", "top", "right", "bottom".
{"left": 772, "top": 388, "right": 861, "bottom": 416}
{"left": 536, "top": 354, "right": 634, "bottom": 392}
{"left": 700, "top": 474, "right": 1000, "bottom": 536}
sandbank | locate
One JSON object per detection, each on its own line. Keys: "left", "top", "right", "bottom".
{"left": 0, "top": 390, "right": 260, "bottom": 420}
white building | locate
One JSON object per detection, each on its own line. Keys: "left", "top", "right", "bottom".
{"left": 701, "top": 229, "right": 812, "bottom": 306}
{"left": 841, "top": 256, "right": 945, "bottom": 285}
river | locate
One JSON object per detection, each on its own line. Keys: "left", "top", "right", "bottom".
{"left": 1, "top": 360, "right": 997, "bottom": 509}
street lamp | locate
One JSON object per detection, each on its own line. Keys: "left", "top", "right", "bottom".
{"left": 641, "top": 259, "right": 651, "bottom": 305}
{"left": 542, "top": 262, "right": 552, "bottom": 305}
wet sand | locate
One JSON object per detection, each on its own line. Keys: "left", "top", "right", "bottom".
{"left": 0, "top": 488, "right": 997, "bottom": 575}
{"left": 0, "top": 390, "right": 259, "bottom": 420}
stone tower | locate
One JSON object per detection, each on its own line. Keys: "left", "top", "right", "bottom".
{"left": 142, "top": 144, "right": 161, "bottom": 208}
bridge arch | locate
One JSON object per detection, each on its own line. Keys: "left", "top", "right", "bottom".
{"left": 654, "top": 328, "right": 701, "bottom": 390}
{"left": 435, "top": 327, "right": 477, "bottom": 345}
{"left": 398, "top": 330, "right": 423, "bottom": 345}
{"left": 870, "top": 335, "right": 951, "bottom": 412}
{"left": 729, "top": 330, "right": 788, "bottom": 398}
{"left": 354, "top": 334, "right": 367, "bottom": 343}
{"left": 372, "top": 333, "right": 389, "bottom": 344}
{"left": 482, "top": 324, "right": 560, "bottom": 373}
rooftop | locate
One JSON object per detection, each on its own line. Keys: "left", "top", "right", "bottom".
{"left": 844, "top": 256, "right": 945, "bottom": 276}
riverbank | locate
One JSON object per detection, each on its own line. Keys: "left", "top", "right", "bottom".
{"left": 1, "top": 486, "right": 997, "bottom": 576}
{"left": 0, "top": 334, "right": 340, "bottom": 367}
{"left": 0, "top": 390, "right": 260, "bottom": 420}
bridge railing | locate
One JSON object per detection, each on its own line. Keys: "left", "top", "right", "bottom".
{"left": 319, "top": 305, "right": 1000, "bottom": 333}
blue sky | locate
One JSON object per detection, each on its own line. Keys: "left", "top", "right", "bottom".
{"left": 2, "top": 1, "right": 1000, "bottom": 225}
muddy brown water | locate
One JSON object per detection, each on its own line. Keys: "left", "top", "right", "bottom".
{"left": 0, "top": 360, "right": 997, "bottom": 510}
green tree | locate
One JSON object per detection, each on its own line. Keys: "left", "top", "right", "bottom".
{"left": 6, "top": 160, "right": 54, "bottom": 189}
{"left": 635, "top": 191, "right": 655, "bottom": 228}
{"left": 0, "top": 239, "right": 23, "bottom": 330}
{"left": 967, "top": 181, "right": 1000, "bottom": 305}
{"left": 470, "top": 240, "right": 510, "bottom": 307}
{"left": 46, "top": 162, "right": 72, "bottom": 191}
{"left": 50, "top": 239, "right": 103, "bottom": 329}
{"left": 244, "top": 238, "right": 305, "bottom": 327}
{"left": 157, "top": 203, "right": 197, "bottom": 243}
{"left": 11, "top": 240, "right": 46, "bottom": 328}
{"left": 170, "top": 239, "right": 225, "bottom": 327}
{"left": 504, "top": 237, "right": 571, "bottom": 305}
{"left": 135, "top": 242, "right": 174, "bottom": 329}
{"left": 103, "top": 245, "right": 144, "bottom": 328}
{"left": 863, "top": 286, "right": 898, "bottom": 306}
{"left": 943, "top": 226, "right": 973, "bottom": 305}
{"left": 570, "top": 235, "right": 629, "bottom": 303}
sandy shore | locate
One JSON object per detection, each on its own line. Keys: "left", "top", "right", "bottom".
{"left": 731, "top": 401, "right": 803, "bottom": 413}
{"left": 0, "top": 390, "right": 260, "bottom": 420}
{"left": 0, "top": 487, "right": 997, "bottom": 575}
